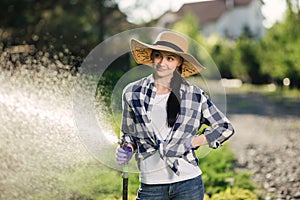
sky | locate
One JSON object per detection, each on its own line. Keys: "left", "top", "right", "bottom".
{"left": 261, "top": 0, "right": 287, "bottom": 28}
{"left": 117, "top": 0, "right": 287, "bottom": 28}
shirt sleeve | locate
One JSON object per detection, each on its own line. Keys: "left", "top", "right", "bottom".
{"left": 200, "top": 91, "right": 235, "bottom": 149}
{"left": 120, "top": 91, "right": 137, "bottom": 149}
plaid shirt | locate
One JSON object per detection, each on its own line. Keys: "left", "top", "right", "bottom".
{"left": 121, "top": 74, "right": 234, "bottom": 175}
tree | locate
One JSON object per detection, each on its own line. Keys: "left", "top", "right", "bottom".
{"left": 260, "top": 0, "right": 300, "bottom": 88}
{"left": 0, "top": 0, "right": 137, "bottom": 56}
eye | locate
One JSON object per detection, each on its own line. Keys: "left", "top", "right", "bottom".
{"left": 167, "top": 56, "right": 175, "bottom": 62}
{"left": 153, "top": 51, "right": 162, "bottom": 58}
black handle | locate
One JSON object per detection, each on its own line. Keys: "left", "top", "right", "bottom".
{"left": 123, "top": 177, "right": 128, "bottom": 200}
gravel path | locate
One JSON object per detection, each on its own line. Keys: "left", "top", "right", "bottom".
{"left": 227, "top": 90, "right": 300, "bottom": 200}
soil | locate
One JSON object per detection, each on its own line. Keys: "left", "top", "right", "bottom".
{"left": 226, "top": 88, "right": 300, "bottom": 200}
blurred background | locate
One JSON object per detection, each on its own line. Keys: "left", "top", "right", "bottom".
{"left": 1, "top": 0, "right": 300, "bottom": 199}
{"left": 1, "top": 0, "right": 300, "bottom": 87}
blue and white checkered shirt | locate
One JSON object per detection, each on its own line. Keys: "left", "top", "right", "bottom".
{"left": 121, "top": 74, "right": 234, "bottom": 175}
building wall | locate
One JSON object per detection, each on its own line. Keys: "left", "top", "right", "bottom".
{"left": 157, "top": 0, "right": 265, "bottom": 39}
{"left": 202, "top": 0, "right": 265, "bottom": 39}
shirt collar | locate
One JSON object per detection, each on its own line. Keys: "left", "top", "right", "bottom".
{"left": 147, "top": 73, "right": 155, "bottom": 86}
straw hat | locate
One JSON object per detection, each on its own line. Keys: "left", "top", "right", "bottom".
{"left": 130, "top": 31, "right": 205, "bottom": 77}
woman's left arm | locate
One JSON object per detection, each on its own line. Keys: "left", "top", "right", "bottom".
{"left": 194, "top": 91, "right": 235, "bottom": 149}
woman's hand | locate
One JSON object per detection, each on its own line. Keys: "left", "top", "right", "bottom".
{"left": 116, "top": 144, "right": 134, "bottom": 165}
{"left": 191, "top": 134, "right": 208, "bottom": 148}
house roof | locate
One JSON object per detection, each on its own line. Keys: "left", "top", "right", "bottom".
{"left": 177, "top": 0, "right": 252, "bottom": 26}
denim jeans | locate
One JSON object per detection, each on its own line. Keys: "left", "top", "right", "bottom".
{"left": 136, "top": 175, "right": 204, "bottom": 200}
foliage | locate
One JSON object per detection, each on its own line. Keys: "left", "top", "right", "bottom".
{"left": 172, "top": 13, "right": 222, "bottom": 79}
{"left": 233, "top": 3, "right": 300, "bottom": 88}
{"left": 210, "top": 41, "right": 235, "bottom": 79}
{"left": 0, "top": 0, "right": 137, "bottom": 56}
{"left": 172, "top": 12, "right": 203, "bottom": 43}
{"left": 52, "top": 143, "right": 258, "bottom": 200}
{"left": 199, "top": 144, "right": 256, "bottom": 196}
{"left": 97, "top": 69, "right": 125, "bottom": 108}
{"left": 2, "top": 0, "right": 300, "bottom": 88}
{"left": 259, "top": 8, "right": 300, "bottom": 88}
{"left": 208, "top": 188, "right": 258, "bottom": 200}
{"left": 57, "top": 163, "right": 139, "bottom": 200}
{"left": 232, "top": 38, "right": 269, "bottom": 84}
{"left": 172, "top": 4, "right": 300, "bottom": 88}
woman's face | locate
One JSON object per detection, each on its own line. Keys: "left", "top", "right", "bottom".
{"left": 152, "top": 50, "right": 182, "bottom": 78}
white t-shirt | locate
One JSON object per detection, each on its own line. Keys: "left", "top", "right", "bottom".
{"left": 139, "top": 93, "right": 202, "bottom": 184}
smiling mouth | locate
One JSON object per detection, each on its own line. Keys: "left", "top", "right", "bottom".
{"left": 157, "top": 67, "right": 166, "bottom": 72}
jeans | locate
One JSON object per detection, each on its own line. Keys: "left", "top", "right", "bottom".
{"left": 136, "top": 175, "right": 204, "bottom": 200}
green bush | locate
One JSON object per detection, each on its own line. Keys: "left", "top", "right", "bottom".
{"left": 210, "top": 42, "right": 235, "bottom": 79}
{"left": 209, "top": 188, "right": 258, "bottom": 200}
{"left": 199, "top": 144, "right": 256, "bottom": 196}
{"left": 57, "top": 163, "right": 139, "bottom": 200}
{"left": 54, "top": 144, "right": 258, "bottom": 200}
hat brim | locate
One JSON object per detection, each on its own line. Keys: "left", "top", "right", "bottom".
{"left": 130, "top": 39, "right": 206, "bottom": 77}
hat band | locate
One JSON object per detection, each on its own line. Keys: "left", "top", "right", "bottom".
{"left": 153, "top": 41, "right": 184, "bottom": 52}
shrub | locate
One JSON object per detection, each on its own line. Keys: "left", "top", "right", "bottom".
{"left": 209, "top": 188, "right": 258, "bottom": 200}
{"left": 199, "top": 144, "right": 257, "bottom": 197}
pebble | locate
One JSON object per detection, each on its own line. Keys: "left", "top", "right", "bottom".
{"left": 241, "top": 132, "right": 300, "bottom": 199}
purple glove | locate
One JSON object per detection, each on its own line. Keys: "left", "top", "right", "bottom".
{"left": 116, "top": 146, "right": 133, "bottom": 165}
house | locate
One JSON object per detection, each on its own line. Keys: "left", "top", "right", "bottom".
{"left": 157, "top": 0, "right": 265, "bottom": 39}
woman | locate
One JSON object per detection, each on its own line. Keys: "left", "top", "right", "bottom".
{"left": 116, "top": 31, "right": 234, "bottom": 200}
